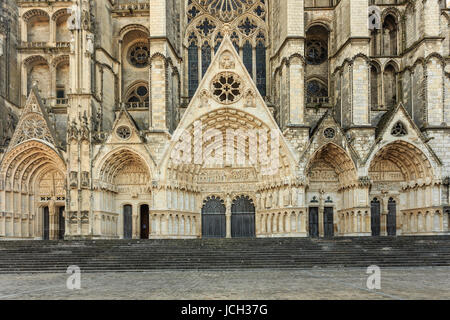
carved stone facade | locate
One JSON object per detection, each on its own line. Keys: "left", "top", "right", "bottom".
{"left": 0, "top": 0, "right": 449, "bottom": 240}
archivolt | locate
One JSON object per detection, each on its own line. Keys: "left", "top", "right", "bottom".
{"left": 368, "top": 141, "right": 433, "bottom": 182}
{"left": 306, "top": 143, "right": 358, "bottom": 188}
{"left": 0, "top": 141, "right": 65, "bottom": 193}
{"left": 99, "top": 149, "right": 151, "bottom": 185}
{"left": 165, "top": 108, "right": 294, "bottom": 186}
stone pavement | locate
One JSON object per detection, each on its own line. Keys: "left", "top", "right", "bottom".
{"left": 0, "top": 267, "right": 448, "bottom": 300}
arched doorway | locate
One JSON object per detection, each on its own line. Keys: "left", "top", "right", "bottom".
{"left": 371, "top": 198, "right": 381, "bottom": 236}
{"left": 123, "top": 205, "right": 133, "bottom": 239}
{"left": 306, "top": 143, "right": 358, "bottom": 237}
{"left": 369, "top": 141, "right": 435, "bottom": 236}
{"left": 97, "top": 148, "right": 152, "bottom": 239}
{"left": 140, "top": 204, "right": 149, "bottom": 239}
{"left": 231, "top": 195, "right": 256, "bottom": 238}
{"left": 202, "top": 196, "right": 226, "bottom": 238}
{"left": 43, "top": 206, "right": 49, "bottom": 240}
{"left": 387, "top": 198, "right": 397, "bottom": 236}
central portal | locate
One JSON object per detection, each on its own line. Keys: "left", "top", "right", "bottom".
{"left": 202, "top": 196, "right": 226, "bottom": 238}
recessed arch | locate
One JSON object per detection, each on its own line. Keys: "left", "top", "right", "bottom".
{"left": 368, "top": 141, "right": 434, "bottom": 183}
{"left": 98, "top": 148, "right": 151, "bottom": 186}
{"left": 305, "top": 143, "right": 358, "bottom": 188}
{"left": 119, "top": 24, "right": 150, "bottom": 39}
{"left": 163, "top": 108, "right": 295, "bottom": 186}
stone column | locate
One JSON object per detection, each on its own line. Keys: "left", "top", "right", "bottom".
{"left": 49, "top": 200, "right": 56, "bottom": 240}
{"left": 50, "top": 18, "right": 56, "bottom": 44}
{"left": 381, "top": 193, "right": 389, "bottom": 236}
{"left": 64, "top": 209, "right": 68, "bottom": 237}
{"left": 132, "top": 204, "right": 139, "bottom": 239}
{"left": 226, "top": 194, "right": 232, "bottom": 238}
{"left": 318, "top": 189, "right": 324, "bottom": 237}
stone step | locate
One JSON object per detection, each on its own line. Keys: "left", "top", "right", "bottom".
{"left": 0, "top": 236, "right": 449, "bottom": 273}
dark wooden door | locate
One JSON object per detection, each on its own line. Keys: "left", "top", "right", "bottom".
{"left": 43, "top": 206, "right": 49, "bottom": 240}
{"left": 309, "top": 207, "right": 319, "bottom": 238}
{"left": 58, "top": 206, "right": 65, "bottom": 240}
{"left": 140, "top": 205, "right": 149, "bottom": 239}
{"left": 387, "top": 198, "right": 397, "bottom": 236}
{"left": 202, "top": 196, "right": 226, "bottom": 238}
{"left": 231, "top": 196, "right": 255, "bottom": 238}
{"left": 123, "top": 205, "right": 133, "bottom": 239}
{"left": 324, "top": 207, "right": 334, "bottom": 237}
{"left": 371, "top": 198, "right": 381, "bottom": 236}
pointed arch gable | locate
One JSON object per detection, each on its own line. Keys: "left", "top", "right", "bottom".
{"left": 160, "top": 35, "right": 297, "bottom": 185}
{"left": 301, "top": 113, "right": 360, "bottom": 173}
{"left": 367, "top": 103, "right": 442, "bottom": 175}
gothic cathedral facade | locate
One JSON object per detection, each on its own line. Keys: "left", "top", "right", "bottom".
{"left": 0, "top": 0, "right": 449, "bottom": 240}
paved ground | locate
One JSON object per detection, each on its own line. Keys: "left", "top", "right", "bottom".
{"left": 0, "top": 267, "right": 448, "bottom": 300}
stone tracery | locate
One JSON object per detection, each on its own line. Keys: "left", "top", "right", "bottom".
{"left": 186, "top": 0, "right": 268, "bottom": 97}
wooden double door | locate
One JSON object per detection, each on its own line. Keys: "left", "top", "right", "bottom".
{"left": 309, "top": 207, "right": 334, "bottom": 238}
{"left": 371, "top": 197, "right": 397, "bottom": 236}
{"left": 123, "top": 204, "right": 150, "bottom": 239}
{"left": 201, "top": 195, "right": 256, "bottom": 238}
{"left": 42, "top": 206, "right": 65, "bottom": 240}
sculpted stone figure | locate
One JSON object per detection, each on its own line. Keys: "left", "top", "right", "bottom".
{"left": 220, "top": 52, "right": 235, "bottom": 69}
{"left": 199, "top": 89, "right": 210, "bottom": 108}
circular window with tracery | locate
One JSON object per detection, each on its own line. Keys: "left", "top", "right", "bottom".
{"left": 211, "top": 72, "right": 243, "bottom": 104}
{"left": 306, "top": 40, "right": 327, "bottom": 65}
{"left": 324, "top": 128, "right": 336, "bottom": 139}
{"left": 128, "top": 42, "right": 150, "bottom": 68}
{"left": 391, "top": 122, "right": 407, "bottom": 137}
{"left": 116, "top": 126, "right": 131, "bottom": 140}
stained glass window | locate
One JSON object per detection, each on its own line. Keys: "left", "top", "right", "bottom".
{"left": 186, "top": 0, "right": 268, "bottom": 97}
{"left": 214, "top": 33, "right": 223, "bottom": 53}
{"left": 307, "top": 80, "right": 328, "bottom": 98}
{"left": 243, "top": 41, "right": 253, "bottom": 76}
{"left": 306, "top": 40, "right": 327, "bottom": 65}
{"left": 202, "top": 42, "right": 212, "bottom": 76}
{"left": 188, "top": 40, "right": 199, "bottom": 97}
{"left": 256, "top": 41, "right": 266, "bottom": 96}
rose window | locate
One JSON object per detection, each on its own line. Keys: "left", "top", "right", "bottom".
{"left": 324, "top": 128, "right": 336, "bottom": 139}
{"left": 211, "top": 72, "right": 242, "bottom": 104}
{"left": 116, "top": 126, "right": 131, "bottom": 140}
{"left": 306, "top": 40, "right": 327, "bottom": 65}
{"left": 128, "top": 42, "right": 150, "bottom": 68}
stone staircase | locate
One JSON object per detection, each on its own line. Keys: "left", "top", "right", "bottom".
{"left": 0, "top": 236, "right": 449, "bottom": 273}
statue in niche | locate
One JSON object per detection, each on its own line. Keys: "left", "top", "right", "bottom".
{"left": 86, "top": 34, "right": 94, "bottom": 55}
{"left": 199, "top": 89, "right": 210, "bottom": 108}
{"left": 244, "top": 89, "right": 256, "bottom": 108}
